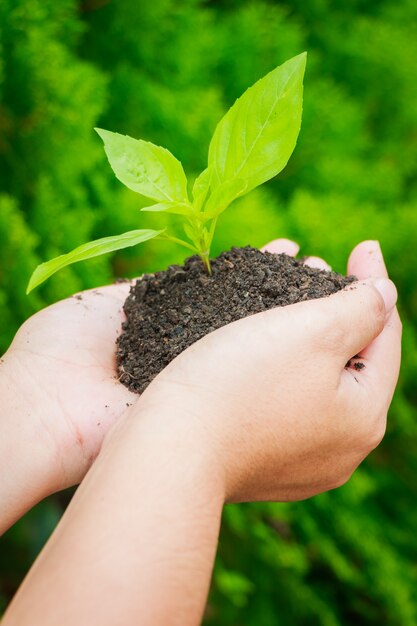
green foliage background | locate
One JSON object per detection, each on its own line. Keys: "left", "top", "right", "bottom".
{"left": 0, "top": 0, "right": 416, "bottom": 623}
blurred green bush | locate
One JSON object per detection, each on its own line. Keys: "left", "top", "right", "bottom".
{"left": 1, "top": 0, "right": 416, "bottom": 623}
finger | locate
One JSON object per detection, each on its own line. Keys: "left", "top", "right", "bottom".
{"left": 261, "top": 238, "right": 300, "bottom": 256}
{"left": 348, "top": 240, "right": 388, "bottom": 279}
{"left": 347, "top": 242, "right": 402, "bottom": 384}
{"left": 303, "top": 256, "right": 332, "bottom": 271}
{"left": 344, "top": 307, "right": 402, "bottom": 403}
{"left": 347, "top": 240, "right": 400, "bottom": 363}
{"left": 95, "top": 281, "right": 134, "bottom": 301}
{"left": 306, "top": 278, "right": 397, "bottom": 362}
{"left": 75, "top": 280, "right": 134, "bottom": 305}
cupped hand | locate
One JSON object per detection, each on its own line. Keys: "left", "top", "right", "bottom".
{"left": 2, "top": 282, "right": 138, "bottom": 492}
{"left": 2, "top": 242, "right": 294, "bottom": 499}
{"left": 0, "top": 238, "right": 323, "bottom": 496}
{"left": 140, "top": 240, "right": 401, "bottom": 503}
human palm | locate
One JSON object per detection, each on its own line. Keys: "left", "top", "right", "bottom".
{"left": 5, "top": 282, "right": 138, "bottom": 490}
{"left": 4, "top": 238, "right": 393, "bottom": 495}
{"left": 0, "top": 239, "right": 335, "bottom": 492}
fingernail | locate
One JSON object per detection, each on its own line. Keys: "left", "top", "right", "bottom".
{"left": 366, "top": 240, "right": 390, "bottom": 277}
{"left": 261, "top": 239, "right": 300, "bottom": 256}
{"left": 372, "top": 278, "right": 397, "bottom": 313}
{"left": 369, "top": 240, "right": 382, "bottom": 257}
{"left": 285, "top": 240, "right": 300, "bottom": 255}
{"left": 303, "top": 256, "right": 332, "bottom": 271}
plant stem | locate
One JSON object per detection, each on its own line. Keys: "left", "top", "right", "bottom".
{"left": 201, "top": 251, "right": 212, "bottom": 275}
{"left": 207, "top": 216, "right": 218, "bottom": 246}
{"left": 157, "top": 234, "right": 198, "bottom": 254}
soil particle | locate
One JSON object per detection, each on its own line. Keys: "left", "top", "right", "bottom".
{"left": 353, "top": 361, "right": 365, "bottom": 371}
{"left": 117, "top": 246, "right": 355, "bottom": 394}
{"left": 346, "top": 357, "right": 366, "bottom": 371}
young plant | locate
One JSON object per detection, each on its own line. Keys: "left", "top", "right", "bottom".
{"left": 27, "top": 52, "right": 306, "bottom": 293}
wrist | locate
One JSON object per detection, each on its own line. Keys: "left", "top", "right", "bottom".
{"left": 3, "top": 378, "right": 226, "bottom": 626}
{"left": 103, "top": 386, "right": 227, "bottom": 505}
{"left": 0, "top": 351, "right": 59, "bottom": 533}
{"left": 134, "top": 377, "right": 249, "bottom": 503}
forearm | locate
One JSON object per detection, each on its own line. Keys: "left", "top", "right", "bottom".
{"left": 0, "top": 354, "right": 56, "bottom": 534}
{"left": 3, "top": 398, "right": 225, "bottom": 626}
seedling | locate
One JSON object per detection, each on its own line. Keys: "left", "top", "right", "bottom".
{"left": 27, "top": 53, "right": 306, "bottom": 293}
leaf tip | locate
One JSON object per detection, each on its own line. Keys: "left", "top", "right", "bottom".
{"left": 293, "top": 51, "right": 307, "bottom": 73}
{"left": 26, "top": 276, "right": 36, "bottom": 295}
{"left": 94, "top": 127, "right": 110, "bottom": 142}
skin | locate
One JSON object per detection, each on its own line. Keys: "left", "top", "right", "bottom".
{"left": 0, "top": 238, "right": 304, "bottom": 531}
{"left": 0, "top": 239, "right": 401, "bottom": 625}
{"left": 0, "top": 281, "right": 137, "bottom": 532}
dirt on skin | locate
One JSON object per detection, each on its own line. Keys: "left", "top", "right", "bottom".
{"left": 117, "top": 246, "right": 356, "bottom": 394}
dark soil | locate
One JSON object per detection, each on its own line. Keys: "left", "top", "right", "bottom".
{"left": 117, "top": 246, "right": 356, "bottom": 394}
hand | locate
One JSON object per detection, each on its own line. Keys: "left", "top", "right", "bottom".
{"left": 0, "top": 238, "right": 327, "bottom": 500}
{"left": 139, "top": 239, "right": 401, "bottom": 502}
{"left": 0, "top": 241, "right": 297, "bottom": 529}
{"left": 1, "top": 282, "right": 137, "bottom": 498}
{"left": 2, "top": 239, "right": 401, "bottom": 626}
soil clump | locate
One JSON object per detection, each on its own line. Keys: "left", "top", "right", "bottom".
{"left": 117, "top": 246, "right": 355, "bottom": 393}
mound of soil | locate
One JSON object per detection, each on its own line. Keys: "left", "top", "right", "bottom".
{"left": 117, "top": 246, "right": 355, "bottom": 394}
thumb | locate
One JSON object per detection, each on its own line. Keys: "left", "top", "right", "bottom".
{"left": 308, "top": 278, "right": 398, "bottom": 362}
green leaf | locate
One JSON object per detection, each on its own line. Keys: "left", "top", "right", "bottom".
{"left": 140, "top": 201, "right": 194, "bottom": 217}
{"left": 203, "top": 178, "right": 248, "bottom": 218}
{"left": 192, "top": 167, "right": 212, "bottom": 211}
{"left": 183, "top": 222, "right": 199, "bottom": 248}
{"left": 26, "top": 229, "right": 162, "bottom": 293}
{"left": 208, "top": 52, "right": 306, "bottom": 199}
{"left": 95, "top": 128, "right": 189, "bottom": 203}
